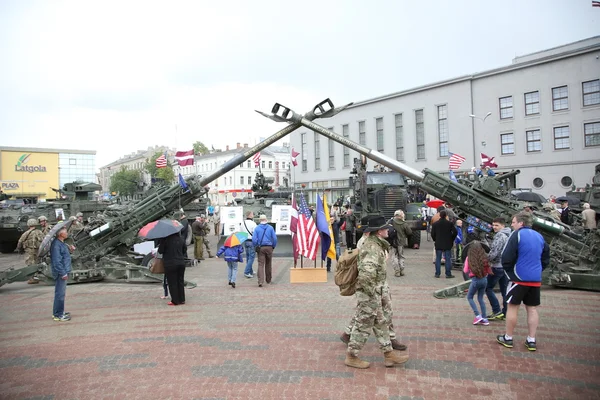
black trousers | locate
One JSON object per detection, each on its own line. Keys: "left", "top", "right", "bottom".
{"left": 165, "top": 264, "right": 186, "bottom": 304}
{"left": 345, "top": 230, "right": 355, "bottom": 250}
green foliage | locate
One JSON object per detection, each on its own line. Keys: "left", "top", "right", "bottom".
{"left": 144, "top": 151, "right": 175, "bottom": 184}
{"left": 109, "top": 167, "right": 142, "bottom": 197}
{"left": 193, "top": 141, "right": 210, "bottom": 155}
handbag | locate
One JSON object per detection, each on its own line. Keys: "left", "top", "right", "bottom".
{"left": 255, "top": 227, "right": 267, "bottom": 253}
{"left": 150, "top": 257, "right": 165, "bottom": 274}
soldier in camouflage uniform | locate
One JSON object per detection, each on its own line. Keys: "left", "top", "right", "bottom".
{"left": 341, "top": 216, "right": 408, "bottom": 353}
{"left": 345, "top": 216, "right": 410, "bottom": 369}
{"left": 68, "top": 213, "right": 85, "bottom": 238}
{"left": 38, "top": 215, "right": 52, "bottom": 235}
{"left": 17, "top": 219, "right": 45, "bottom": 284}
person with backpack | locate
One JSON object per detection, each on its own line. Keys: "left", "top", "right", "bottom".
{"left": 343, "top": 216, "right": 409, "bottom": 369}
{"left": 485, "top": 217, "right": 511, "bottom": 321}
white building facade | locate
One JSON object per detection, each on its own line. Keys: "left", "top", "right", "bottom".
{"left": 181, "top": 142, "right": 293, "bottom": 205}
{"left": 289, "top": 36, "right": 600, "bottom": 203}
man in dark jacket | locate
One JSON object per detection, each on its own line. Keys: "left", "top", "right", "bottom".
{"left": 390, "top": 210, "right": 412, "bottom": 277}
{"left": 486, "top": 217, "right": 511, "bottom": 320}
{"left": 497, "top": 211, "right": 550, "bottom": 351}
{"left": 560, "top": 201, "right": 571, "bottom": 225}
{"left": 344, "top": 208, "right": 357, "bottom": 250}
{"left": 176, "top": 212, "right": 189, "bottom": 257}
{"left": 430, "top": 210, "right": 457, "bottom": 278}
{"left": 158, "top": 233, "right": 186, "bottom": 306}
{"left": 51, "top": 227, "right": 72, "bottom": 322}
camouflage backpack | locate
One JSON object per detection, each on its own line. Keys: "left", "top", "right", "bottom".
{"left": 335, "top": 248, "right": 360, "bottom": 296}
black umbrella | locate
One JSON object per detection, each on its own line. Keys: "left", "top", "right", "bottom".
{"left": 38, "top": 220, "right": 74, "bottom": 258}
{"left": 555, "top": 196, "right": 580, "bottom": 207}
{"left": 515, "top": 192, "right": 546, "bottom": 204}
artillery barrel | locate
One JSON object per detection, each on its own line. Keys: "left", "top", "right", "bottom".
{"left": 494, "top": 169, "right": 521, "bottom": 182}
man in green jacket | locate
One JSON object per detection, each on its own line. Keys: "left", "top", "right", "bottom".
{"left": 390, "top": 210, "right": 412, "bottom": 277}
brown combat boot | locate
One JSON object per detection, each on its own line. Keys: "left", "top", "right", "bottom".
{"left": 344, "top": 354, "right": 370, "bottom": 369}
{"left": 384, "top": 350, "right": 409, "bottom": 367}
{"left": 391, "top": 339, "right": 407, "bottom": 351}
{"left": 340, "top": 332, "right": 350, "bottom": 344}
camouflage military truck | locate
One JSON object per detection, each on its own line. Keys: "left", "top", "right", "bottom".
{"left": 349, "top": 156, "right": 425, "bottom": 247}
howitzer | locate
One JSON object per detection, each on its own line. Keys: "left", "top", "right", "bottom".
{"left": 259, "top": 102, "right": 600, "bottom": 293}
{"left": 0, "top": 99, "right": 352, "bottom": 287}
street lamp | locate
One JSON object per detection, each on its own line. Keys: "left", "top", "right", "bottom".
{"left": 470, "top": 112, "right": 492, "bottom": 147}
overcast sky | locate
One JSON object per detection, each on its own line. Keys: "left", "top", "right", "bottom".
{"left": 1, "top": 0, "right": 598, "bottom": 169}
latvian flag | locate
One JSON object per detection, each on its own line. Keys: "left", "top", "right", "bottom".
{"left": 175, "top": 150, "right": 194, "bottom": 166}
{"left": 593, "top": 1, "right": 600, "bottom": 7}
{"left": 252, "top": 152, "right": 261, "bottom": 167}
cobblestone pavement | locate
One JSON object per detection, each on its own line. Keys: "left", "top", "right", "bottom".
{"left": 1, "top": 234, "right": 599, "bottom": 399}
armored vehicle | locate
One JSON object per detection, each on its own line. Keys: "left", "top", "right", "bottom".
{"left": 349, "top": 156, "right": 426, "bottom": 248}
{"left": 259, "top": 101, "right": 600, "bottom": 293}
{"left": 1, "top": 98, "right": 353, "bottom": 287}
{"left": 565, "top": 163, "right": 600, "bottom": 222}
{"left": 0, "top": 182, "right": 110, "bottom": 253}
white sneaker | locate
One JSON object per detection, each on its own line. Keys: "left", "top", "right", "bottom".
{"left": 244, "top": 274, "right": 253, "bottom": 278}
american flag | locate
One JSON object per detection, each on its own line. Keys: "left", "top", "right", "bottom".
{"left": 448, "top": 152, "right": 466, "bottom": 170}
{"left": 296, "top": 193, "right": 320, "bottom": 260}
{"left": 290, "top": 193, "right": 299, "bottom": 262}
{"left": 252, "top": 152, "right": 261, "bottom": 167}
{"left": 156, "top": 153, "right": 167, "bottom": 168}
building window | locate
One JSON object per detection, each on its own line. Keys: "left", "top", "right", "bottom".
{"left": 314, "top": 131, "right": 321, "bottom": 171}
{"left": 526, "top": 129, "right": 541, "bottom": 152}
{"left": 239, "top": 163, "right": 243, "bottom": 168}
{"left": 501, "top": 133, "right": 514, "bottom": 155}
{"left": 499, "top": 96, "right": 513, "bottom": 119}
{"left": 375, "top": 118, "right": 384, "bottom": 151}
{"left": 301, "top": 132, "right": 307, "bottom": 172}
{"left": 533, "top": 177, "right": 544, "bottom": 189}
{"left": 359, "top": 121, "right": 366, "bottom": 145}
{"left": 69, "top": 158, "right": 76, "bottom": 165}
{"left": 525, "top": 91, "right": 540, "bottom": 115}
{"left": 247, "top": 160, "right": 251, "bottom": 168}
{"left": 342, "top": 124, "right": 350, "bottom": 167}
{"left": 583, "top": 80, "right": 600, "bottom": 106}
{"left": 395, "top": 113, "right": 404, "bottom": 162}
{"left": 552, "top": 86, "right": 568, "bottom": 111}
{"left": 328, "top": 134, "right": 335, "bottom": 170}
{"left": 240, "top": 176, "right": 244, "bottom": 185}
{"left": 584, "top": 122, "right": 600, "bottom": 147}
{"left": 268, "top": 161, "right": 272, "bottom": 169}
{"left": 553, "top": 126, "right": 570, "bottom": 150}
{"left": 415, "top": 109, "right": 425, "bottom": 160}
{"left": 437, "top": 105, "right": 449, "bottom": 157}
{"left": 229, "top": 176, "right": 232, "bottom": 185}
{"left": 247, "top": 176, "right": 251, "bottom": 185}
{"left": 561, "top": 176, "right": 573, "bottom": 188}
{"left": 281, "top": 162, "right": 285, "bottom": 169}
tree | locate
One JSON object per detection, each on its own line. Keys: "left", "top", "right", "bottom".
{"left": 109, "top": 167, "right": 141, "bottom": 197}
{"left": 145, "top": 151, "right": 175, "bottom": 184}
{"left": 193, "top": 141, "right": 210, "bottom": 155}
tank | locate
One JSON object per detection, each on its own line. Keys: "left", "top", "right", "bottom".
{"left": 0, "top": 182, "right": 111, "bottom": 254}
{"left": 258, "top": 101, "right": 600, "bottom": 293}
{"left": 349, "top": 155, "right": 426, "bottom": 248}
{"left": 1, "top": 98, "right": 353, "bottom": 287}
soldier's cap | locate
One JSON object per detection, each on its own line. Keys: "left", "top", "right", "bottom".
{"left": 76, "top": 212, "right": 83, "bottom": 217}
{"left": 27, "top": 218, "right": 37, "bottom": 227}
{"left": 69, "top": 216, "right": 76, "bottom": 221}
{"left": 362, "top": 216, "right": 392, "bottom": 233}
{"left": 199, "top": 214, "right": 206, "bottom": 218}
{"left": 259, "top": 214, "right": 268, "bottom": 221}
{"left": 38, "top": 215, "right": 48, "bottom": 222}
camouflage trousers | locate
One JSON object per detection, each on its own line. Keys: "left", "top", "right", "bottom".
{"left": 347, "top": 287, "right": 393, "bottom": 356}
{"left": 345, "top": 284, "right": 396, "bottom": 340}
{"left": 391, "top": 246, "right": 405, "bottom": 274}
{"left": 24, "top": 251, "right": 38, "bottom": 266}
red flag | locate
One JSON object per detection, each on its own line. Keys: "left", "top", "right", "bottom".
{"left": 296, "top": 193, "right": 320, "bottom": 260}
{"left": 593, "top": 1, "right": 600, "bottom": 7}
{"left": 252, "top": 152, "right": 261, "bottom": 167}
{"left": 290, "top": 193, "right": 299, "bottom": 262}
{"left": 291, "top": 147, "right": 300, "bottom": 167}
{"left": 175, "top": 150, "right": 194, "bottom": 166}
{"left": 155, "top": 153, "right": 167, "bottom": 168}
{"left": 480, "top": 152, "right": 498, "bottom": 168}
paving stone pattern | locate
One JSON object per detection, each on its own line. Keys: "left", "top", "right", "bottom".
{"left": 1, "top": 234, "right": 599, "bottom": 399}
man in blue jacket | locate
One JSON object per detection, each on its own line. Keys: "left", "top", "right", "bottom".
{"left": 51, "top": 226, "right": 72, "bottom": 322}
{"left": 252, "top": 214, "right": 277, "bottom": 287}
{"left": 497, "top": 211, "right": 550, "bottom": 351}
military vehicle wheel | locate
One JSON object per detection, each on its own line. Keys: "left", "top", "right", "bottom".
{"left": 0, "top": 242, "right": 16, "bottom": 254}
{"left": 141, "top": 253, "right": 155, "bottom": 269}
{"left": 408, "top": 231, "right": 421, "bottom": 249}
{"left": 185, "top": 229, "right": 193, "bottom": 246}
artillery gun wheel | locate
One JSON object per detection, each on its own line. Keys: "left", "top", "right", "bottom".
{"left": 141, "top": 253, "right": 155, "bottom": 269}
{"left": 0, "top": 242, "right": 16, "bottom": 254}
{"left": 185, "top": 228, "right": 193, "bottom": 246}
{"left": 408, "top": 231, "right": 421, "bottom": 249}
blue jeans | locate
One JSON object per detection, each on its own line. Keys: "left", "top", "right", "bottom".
{"left": 53, "top": 278, "right": 67, "bottom": 317}
{"left": 228, "top": 261, "right": 238, "bottom": 283}
{"left": 435, "top": 249, "right": 453, "bottom": 277}
{"left": 467, "top": 276, "right": 488, "bottom": 317}
{"left": 244, "top": 241, "right": 255, "bottom": 276}
{"left": 486, "top": 268, "right": 508, "bottom": 315}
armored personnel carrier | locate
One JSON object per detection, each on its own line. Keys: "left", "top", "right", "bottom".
{"left": 258, "top": 100, "right": 600, "bottom": 293}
